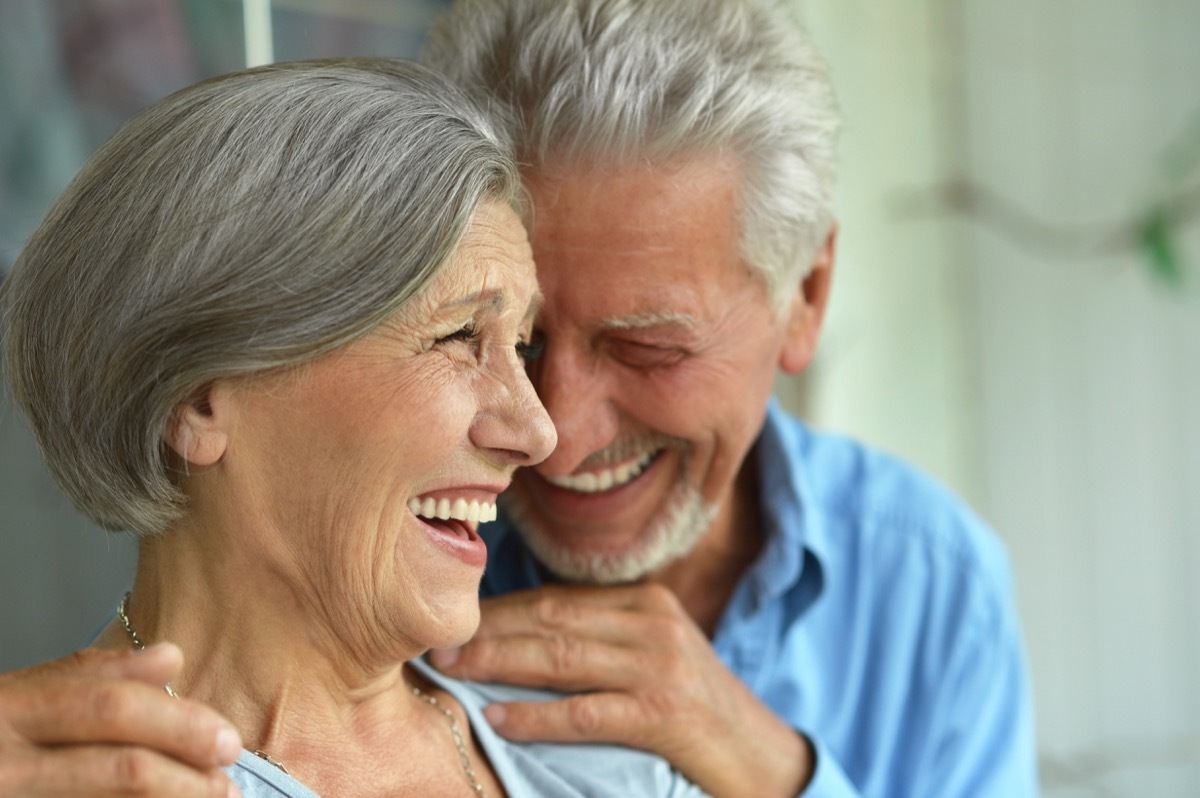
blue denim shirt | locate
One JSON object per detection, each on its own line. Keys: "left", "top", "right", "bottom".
{"left": 480, "top": 401, "right": 1038, "bottom": 797}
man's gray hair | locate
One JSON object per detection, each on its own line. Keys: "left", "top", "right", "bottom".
{"left": 422, "top": 0, "right": 840, "bottom": 311}
{"left": 1, "top": 58, "right": 521, "bottom": 536}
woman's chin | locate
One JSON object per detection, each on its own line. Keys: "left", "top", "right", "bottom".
{"left": 416, "top": 606, "right": 480, "bottom": 655}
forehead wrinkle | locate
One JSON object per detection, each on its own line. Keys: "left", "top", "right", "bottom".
{"left": 600, "top": 311, "right": 698, "bottom": 332}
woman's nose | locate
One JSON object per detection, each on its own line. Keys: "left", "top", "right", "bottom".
{"left": 471, "top": 356, "right": 557, "bottom": 467}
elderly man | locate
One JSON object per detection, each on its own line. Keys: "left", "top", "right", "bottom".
{"left": 0, "top": 1, "right": 1034, "bottom": 796}
{"left": 417, "top": 1, "right": 1038, "bottom": 797}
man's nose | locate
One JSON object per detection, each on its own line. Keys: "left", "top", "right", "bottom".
{"left": 529, "top": 339, "right": 619, "bottom": 475}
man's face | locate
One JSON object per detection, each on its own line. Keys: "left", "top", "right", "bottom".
{"left": 500, "top": 156, "right": 823, "bottom": 583}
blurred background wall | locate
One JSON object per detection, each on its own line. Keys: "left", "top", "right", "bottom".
{"left": 1, "top": 1, "right": 1197, "bottom": 795}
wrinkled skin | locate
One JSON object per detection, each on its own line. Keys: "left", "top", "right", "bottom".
{"left": 430, "top": 157, "right": 835, "bottom": 798}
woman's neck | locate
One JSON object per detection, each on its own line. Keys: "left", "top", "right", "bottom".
{"left": 98, "top": 520, "right": 504, "bottom": 795}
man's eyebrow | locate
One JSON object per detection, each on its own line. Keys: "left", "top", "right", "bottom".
{"left": 600, "top": 311, "right": 698, "bottom": 332}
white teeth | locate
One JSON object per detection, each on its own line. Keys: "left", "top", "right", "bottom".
{"left": 409, "top": 496, "right": 497, "bottom": 524}
{"left": 548, "top": 452, "right": 655, "bottom": 494}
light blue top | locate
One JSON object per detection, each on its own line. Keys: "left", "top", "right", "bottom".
{"left": 226, "top": 657, "right": 707, "bottom": 797}
{"left": 479, "top": 401, "right": 1039, "bottom": 797}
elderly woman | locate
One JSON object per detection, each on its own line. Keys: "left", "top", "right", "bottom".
{"left": 1, "top": 59, "right": 706, "bottom": 797}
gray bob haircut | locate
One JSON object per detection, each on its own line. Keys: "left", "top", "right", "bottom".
{"left": 422, "top": 0, "right": 840, "bottom": 312}
{"left": 1, "top": 57, "right": 521, "bottom": 536}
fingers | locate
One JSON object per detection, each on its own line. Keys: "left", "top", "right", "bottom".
{"left": 429, "top": 585, "right": 702, "bottom": 690}
{"left": 478, "top": 583, "right": 683, "bottom": 630}
{"left": 3, "top": 743, "right": 241, "bottom": 798}
{"left": 85, "top": 642, "right": 187, "bottom": 687}
{"left": 482, "top": 693, "right": 654, "bottom": 748}
{"left": 454, "top": 584, "right": 685, "bottom": 647}
{"left": 437, "top": 630, "right": 650, "bottom": 691}
{"left": 1, "top": 648, "right": 243, "bottom": 772}
{"left": 7, "top": 678, "right": 242, "bottom": 770}
{"left": 1, "top": 644, "right": 183, "bottom": 687}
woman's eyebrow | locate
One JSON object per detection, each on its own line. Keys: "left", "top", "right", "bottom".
{"left": 442, "top": 290, "right": 503, "bottom": 312}
{"left": 523, "top": 292, "right": 545, "bottom": 326}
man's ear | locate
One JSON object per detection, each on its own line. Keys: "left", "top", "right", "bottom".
{"left": 780, "top": 224, "right": 838, "bottom": 375}
{"left": 163, "top": 382, "right": 232, "bottom": 467}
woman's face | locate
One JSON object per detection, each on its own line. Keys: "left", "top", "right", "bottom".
{"left": 215, "top": 201, "right": 555, "bottom": 662}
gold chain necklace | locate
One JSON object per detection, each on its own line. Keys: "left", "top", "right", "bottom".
{"left": 117, "top": 593, "right": 288, "bottom": 773}
{"left": 410, "top": 684, "right": 486, "bottom": 796}
{"left": 116, "top": 592, "right": 486, "bottom": 795}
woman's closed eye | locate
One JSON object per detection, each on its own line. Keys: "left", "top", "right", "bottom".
{"left": 434, "top": 323, "right": 543, "bottom": 367}
{"left": 436, "top": 323, "right": 481, "bottom": 348}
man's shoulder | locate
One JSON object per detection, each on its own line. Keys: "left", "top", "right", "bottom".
{"left": 769, "top": 407, "right": 978, "bottom": 522}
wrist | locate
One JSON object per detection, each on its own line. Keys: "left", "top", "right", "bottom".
{"left": 702, "top": 726, "right": 814, "bottom": 798}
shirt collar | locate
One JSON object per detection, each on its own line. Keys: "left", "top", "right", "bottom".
{"left": 742, "top": 399, "right": 829, "bottom": 612}
{"left": 482, "top": 398, "right": 829, "bottom": 611}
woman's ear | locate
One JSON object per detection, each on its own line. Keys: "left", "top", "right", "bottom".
{"left": 163, "top": 382, "right": 232, "bottom": 467}
{"left": 780, "top": 224, "right": 838, "bottom": 375}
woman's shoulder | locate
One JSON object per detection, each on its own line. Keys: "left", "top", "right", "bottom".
{"left": 412, "top": 657, "right": 710, "bottom": 797}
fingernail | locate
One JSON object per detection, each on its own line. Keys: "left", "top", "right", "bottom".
{"left": 428, "top": 647, "right": 461, "bottom": 668}
{"left": 134, "top": 641, "right": 172, "bottom": 656}
{"left": 483, "top": 703, "right": 506, "bottom": 728}
{"left": 215, "top": 727, "right": 243, "bottom": 763}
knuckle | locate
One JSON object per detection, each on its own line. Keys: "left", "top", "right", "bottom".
{"left": 644, "top": 683, "right": 684, "bottom": 720}
{"left": 178, "top": 703, "right": 216, "bottom": 755}
{"left": 58, "top": 648, "right": 112, "bottom": 678}
{"left": 453, "top": 638, "right": 494, "bottom": 675}
{"left": 566, "top": 696, "right": 605, "bottom": 735}
{"left": 65, "top": 648, "right": 102, "bottom": 668}
{"left": 646, "top": 614, "right": 689, "bottom": 649}
{"left": 113, "top": 747, "right": 156, "bottom": 793}
{"left": 548, "top": 634, "right": 585, "bottom": 677}
{"left": 90, "top": 682, "right": 135, "bottom": 726}
{"left": 531, "top": 594, "right": 575, "bottom": 628}
{"left": 638, "top": 583, "right": 680, "bottom": 613}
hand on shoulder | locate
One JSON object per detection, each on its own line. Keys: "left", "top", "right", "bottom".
{"left": 0, "top": 644, "right": 242, "bottom": 797}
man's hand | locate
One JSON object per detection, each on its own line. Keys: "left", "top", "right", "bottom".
{"left": 428, "top": 584, "right": 814, "bottom": 798}
{"left": 0, "top": 644, "right": 243, "bottom": 797}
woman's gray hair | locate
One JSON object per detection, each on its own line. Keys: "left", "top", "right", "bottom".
{"left": 1, "top": 57, "right": 521, "bottom": 536}
{"left": 422, "top": 0, "right": 840, "bottom": 313}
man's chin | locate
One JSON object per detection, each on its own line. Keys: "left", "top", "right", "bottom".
{"left": 500, "top": 487, "right": 716, "bottom": 585}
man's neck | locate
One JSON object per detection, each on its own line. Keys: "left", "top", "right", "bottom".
{"left": 652, "top": 462, "right": 763, "bottom": 636}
